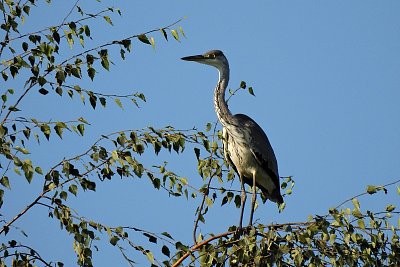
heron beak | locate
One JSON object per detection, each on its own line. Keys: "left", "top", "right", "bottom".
{"left": 181, "top": 54, "right": 205, "bottom": 62}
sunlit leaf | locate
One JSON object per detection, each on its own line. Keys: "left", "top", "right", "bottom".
{"left": 171, "top": 29, "right": 179, "bottom": 42}
{"left": 103, "top": 16, "right": 113, "bottom": 25}
{"left": 114, "top": 98, "right": 123, "bottom": 109}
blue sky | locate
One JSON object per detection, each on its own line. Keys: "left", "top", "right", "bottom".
{"left": 3, "top": 0, "right": 400, "bottom": 266}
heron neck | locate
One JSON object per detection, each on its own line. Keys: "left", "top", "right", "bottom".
{"left": 214, "top": 69, "right": 234, "bottom": 127}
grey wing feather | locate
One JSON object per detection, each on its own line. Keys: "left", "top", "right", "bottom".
{"left": 222, "top": 128, "right": 238, "bottom": 174}
{"left": 233, "top": 114, "right": 280, "bottom": 186}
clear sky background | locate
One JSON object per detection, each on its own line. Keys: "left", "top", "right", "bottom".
{"left": 3, "top": 0, "right": 400, "bottom": 266}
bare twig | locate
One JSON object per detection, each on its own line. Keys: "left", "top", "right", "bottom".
{"left": 333, "top": 178, "right": 400, "bottom": 209}
{"left": 172, "top": 231, "right": 234, "bottom": 267}
{"left": 58, "top": 0, "right": 80, "bottom": 32}
{"left": 192, "top": 120, "right": 220, "bottom": 244}
{"left": 0, "top": 17, "right": 184, "bottom": 125}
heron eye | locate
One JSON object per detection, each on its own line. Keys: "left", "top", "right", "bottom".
{"left": 210, "top": 54, "right": 216, "bottom": 59}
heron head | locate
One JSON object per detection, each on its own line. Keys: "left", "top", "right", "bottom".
{"left": 181, "top": 50, "right": 229, "bottom": 72}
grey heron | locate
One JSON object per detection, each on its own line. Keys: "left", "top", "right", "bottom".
{"left": 182, "top": 50, "right": 283, "bottom": 228}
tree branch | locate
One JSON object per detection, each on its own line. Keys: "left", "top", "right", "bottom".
{"left": 172, "top": 231, "right": 234, "bottom": 267}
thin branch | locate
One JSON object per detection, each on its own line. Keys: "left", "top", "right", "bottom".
{"left": 192, "top": 120, "right": 219, "bottom": 244}
{"left": 0, "top": 1, "right": 12, "bottom": 57}
{"left": 57, "top": 17, "right": 183, "bottom": 68}
{"left": 0, "top": 17, "right": 183, "bottom": 125}
{"left": 58, "top": 0, "right": 80, "bottom": 32}
{"left": 6, "top": 8, "right": 110, "bottom": 43}
{"left": 172, "top": 231, "right": 234, "bottom": 267}
{"left": 0, "top": 244, "right": 52, "bottom": 266}
{"left": 333, "top": 178, "right": 400, "bottom": 209}
{"left": 0, "top": 126, "right": 200, "bottom": 235}
{"left": 46, "top": 81, "right": 142, "bottom": 98}
{"left": 0, "top": 146, "right": 105, "bottom": 235}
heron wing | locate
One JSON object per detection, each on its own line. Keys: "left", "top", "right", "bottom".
{"left": 233, "top": 114, "right": 281, "bottom": 191}
{"left": 222, "top": 128, "right": 238, "bottom": 174}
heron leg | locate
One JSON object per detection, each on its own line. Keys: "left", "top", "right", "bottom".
{"left": 249, "top": 173, "right": 257, "bottom": 226}
{"left": 239, "top": 175, "right": 246, "bottom": 230}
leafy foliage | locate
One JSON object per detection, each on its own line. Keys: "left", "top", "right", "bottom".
{"left": 0, "top": 1, "right": 399, "bottom": 267}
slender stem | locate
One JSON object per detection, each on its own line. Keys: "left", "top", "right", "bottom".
{"left": 0, "top": 18, "right": 183, "bottom": 125}
{"left": 57, "top": 0, "right": 81, "bottom": 32}
{"left": 333, "top": 178, "right": 400, "bottom": 209}
{"left": 172, "top": 231, "right": 234, "bottom": 267}
{"left": 192, "top": 120, "right": 219, "bottom": 244}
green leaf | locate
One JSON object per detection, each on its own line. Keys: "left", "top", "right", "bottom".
{"left": 1, "top": 71, "right": 8, "bottom": 81}
{"left": 0, "top": 176, "right": 11, "bottom": 189}
{"left": 101, "top": 58, "right": 109, "bottom": 71}
{"left": 23, "top": 159, "right": 34, "bottom": 183}
{"left": 386, "top": 205, "right": 396, "bottom": 212}
{"left": 40, "top": 124, "right": 51, "bottom": 140}
{"left": 248, "top": 87, "right": 255, "bottom": 96}
{"left": 78, "top": 117, "right": 90, "bottom": 124}
{"left": 8, "top": 106, "right": 20, "bottom": 112}
{"left": 55, "top": 70, "right": 66, "bottom": 84}
{"left": 89, "top": 94, "right": 97, "bottom": 109}
{"left": 144, "top": 233, "right": 157, "bottom": 243}
{"left": 234, "top": 195, "right": 241, "bottom": 208}
{"left": 205, "top": 123, "right": 212, "bottom": 132}
{"left": 56, "top": 87, "right": 63, "bottom": 96}
{"left": 161, "top": 232, "right": 173, "bottom": 240}
{"left": 15, "top": 146, "right": 30, "bottom": 154}
{"left": 39, "top": 88, "right": 49, "bottom": 95}
{"left": 88, "top": 67, "right": 96, "bottom": 80}
{"left": 35, "top": 167, "right": 43, "bottom": 175}
{"left": 138, "top": 34, "right": 151, "bottom": 45}
{"left": 366, "top": 185, "right": 378, "bottom": 194}
{"left": 114, "top": 98, "right": 123, "bottom": 109}
{"left": 22, "top": 42, "right": 28, "bottom": 51}
{"left": 69, "top": 184, "right": 78, "bottom": 196}
{"left": 23, "top": 5, "right": 30, "bottom": 15}
{"left": 54, "top": 122, "right": 67, "bottom": 139}
{"left": 71, "top": 68, "right": 81, "bottom": 78}
{"left": 179, "top": 26, "right": 186, "bottom": 38}
{"left": 60, "top": 191, "right": 67, "bottom": 201}
{"left": 161, "top": 245, "right": 170, "bottom": 257}
{"left": 69, "top": 22, "right": 77, "bottom": 31}
{"left": 103, "top": 16, "right": 113, "bottom": 25}
{"left": 38, "top": 76, "right": 47, "bottom": 86}
{"left": 352, "top": 209, "right": 363, "bottom": 218}
{"left": 53, "top": 31, "right": 60, "bottom": 44}
{"left": 109, "top": 236, "right": 119, "bottom": 246}
{"left": 240, "top": 81, "right": 246, "bottom": 89}
{"left": 366, "top": 185, "right": 386, "bottom": 195}
{"left": 150, "top": 36, "right": 155, "bottom": 49}
{"left": 170, "top": 29, "right": 180, "bottom": 42}
{"left": 358, "top": 219, "right": 365, "bottom": 229}
{"left": 352, "top": 198, "right": 360, "bottom": 210}
{"left": 160, "top": 28, "right": 168, "bottom": 41}
{"left": 121, "top": 39, "right": 131, "bottom": 51}
{"left": 205, "top": 196, "right": 213, "bottom": 207}
{"left": 99, "top": 97, "right": 106, "bottom": 107}
{"left": 145, "top": 251, "right": 154, "bottom": 264}
{"left": 77, "top": 124, "right": 85, "bottom": 136}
